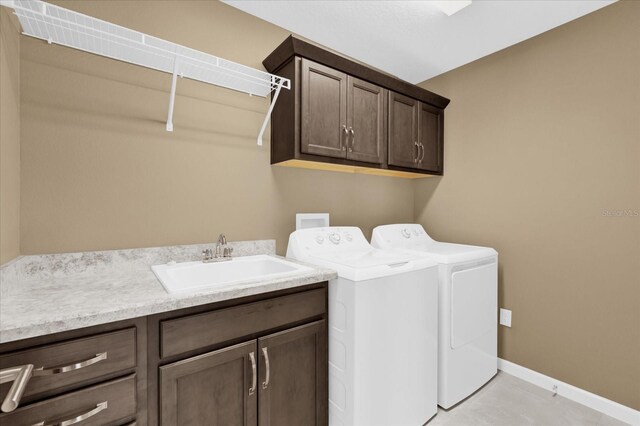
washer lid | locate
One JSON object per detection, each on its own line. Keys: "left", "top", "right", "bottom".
{"left": 413, "top": 242, "right": 497, "bottom": 264}
{"left": 371, "top": 224, "right": 497, "bottom": 264}
{"left": 311, "top": 248, "right": 420, "bottom": 268}
{"left": 309, "top": 249, "right": 435, "bottom": 281}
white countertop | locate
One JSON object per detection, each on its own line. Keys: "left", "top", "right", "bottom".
{"left": 0, "top": 241, "right": 337, "bottom": 344}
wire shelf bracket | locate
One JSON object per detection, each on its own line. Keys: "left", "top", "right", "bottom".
{"left": 0, "top": 0, "right": 290, "bottom": 145}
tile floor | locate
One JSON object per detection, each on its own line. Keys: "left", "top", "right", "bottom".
{"left": 427, "top": 372, "right": 629, "bottom": 426}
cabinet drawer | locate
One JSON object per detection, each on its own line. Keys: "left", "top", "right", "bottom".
{"left": 0, "top": 374, "right": 136, "bottom": 426}
{"left": 161, "top": 288, "right": 326, "bottom": 358}
{"left": 0, "top": 328, "right": 136, "bottom": 401}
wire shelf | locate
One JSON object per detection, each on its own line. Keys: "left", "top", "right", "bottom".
{"left": 2, "top": 0, "right": 290, "bottom": 142}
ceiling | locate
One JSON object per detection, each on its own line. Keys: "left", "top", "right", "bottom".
{"left": 223, "top": 0, "right": 615, "bottom": 84}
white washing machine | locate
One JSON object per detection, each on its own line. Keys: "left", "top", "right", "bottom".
{"left": 287, "top": 226, "right": 439, "bottom": 426}
{"left": 371, "top": 223, "right": 498, "bottom": 409}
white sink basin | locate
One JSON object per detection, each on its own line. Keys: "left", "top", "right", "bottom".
{"left": 152, "top": 254, "right": 313, "bottom": 294}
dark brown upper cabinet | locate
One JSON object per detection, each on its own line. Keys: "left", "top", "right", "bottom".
{"left": 388, "top": 92, "right": 444, "bottom": 173}
{"left": 264, "top": 35, "right": 449, "bottom": 178}
{"left": 347, "top": 76, "right": 386, "bottom": 164}
{"left": 388, "top": 91, "right": 419, "bottom": 169}
{"left": 417, "top": 101, "right": 444, "bottom": 173}
{"left": 300, "top": 59, "right": 385, "bottom": 164}
{"left": 301, "top": 59, "right": 348, "bottom": 159}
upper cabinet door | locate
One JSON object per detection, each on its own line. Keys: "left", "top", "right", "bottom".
{"left": 159, "top": 340, "right": 258, "bottom": 426}
{"left": 301, "top": 59, "right": 347, "bottom": 159}
{"left": 418, "top": 102, "right": 444, "bottom": 173}
{"left": 388, "top": 91, "right": 420, "bottom": 169}
{"left": 258, "top": 321, "right": 327, "bottom": 426}
{"left": 346, "top": 76, "right": 386, "bottom": 164}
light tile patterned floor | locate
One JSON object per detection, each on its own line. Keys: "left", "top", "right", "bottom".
{"left": 427, "top": 372, "right": 629, "bottom": 426}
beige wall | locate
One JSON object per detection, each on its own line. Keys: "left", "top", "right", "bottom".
{"left": 0, "top": 8, "right": 21, "bottom": 264}
{"left": 8, "top": 0, "right": 640, "bottom": 410}
{"left": 416, "top": 1, "right": 640, "bottom": 409}
{"left": 19, "top": 0, "right": 413, "bottom": 256}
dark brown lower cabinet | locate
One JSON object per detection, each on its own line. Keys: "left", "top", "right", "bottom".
{"left": 258, "top": 321, "right": 327, "bottom": 426}
{"left": 0, "top": 318, "right": 145, "bottom": 426}
{"left": 0, "top": 375, "right": 136, "bottom": 426}
{"left": 0, "top": 328, "right": 136, "bottom": 402}
{"left": 0, "top": 283, "right": 328, "bottom": 426}
{"left": 0, "top": 372, "right": 137, "bottom": 426}
{"left": 159, "top": 341, "right": 257, "bottom": 426}
{"left": 159, "top": 321, "right": 327, "bottom": 426}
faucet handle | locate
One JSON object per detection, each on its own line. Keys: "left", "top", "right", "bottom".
{"left": 223, "top": 246, "right": 233, "bottom": 258}
{"left": 202, "top": 248, "right": 213, "bottom": 261}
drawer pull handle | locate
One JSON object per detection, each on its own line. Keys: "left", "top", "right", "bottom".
{"left": 0, "top": 364, "right": 34, "bottom": 412}
{"left": 248, "top": 351, "right": 257, "bottom": 396}
{"left": 261, "top": 347, "right": 270, "bottom": 390}
{"left": 0, "top": 353, "right": 106, "bottom": 413}
{"left": 32, "top": 401, "right": 108, "bottom": 426}
{"left": 34, "top": 352, "right": 107, "bottom": 376}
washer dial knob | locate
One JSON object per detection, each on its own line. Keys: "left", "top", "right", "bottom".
{"left": 401, "top": 228, "right": 411, "bottom": 239}
{"left": 315, "top": 235, "right": 325, "bottom": 244}
{"left": 329, "top": 233, "right": 341, "bottom": 244}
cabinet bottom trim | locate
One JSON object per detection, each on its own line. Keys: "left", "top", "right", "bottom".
{"left": 276, "top": 159, "right": 434, "bottom": 179}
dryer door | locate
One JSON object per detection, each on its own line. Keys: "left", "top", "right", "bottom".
{"left": 450, "top": 262, "right": 497, "bottom": 349}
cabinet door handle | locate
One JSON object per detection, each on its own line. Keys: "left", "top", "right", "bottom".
{"left": 0, "top": 364, "right": 34, "bottom": 413}
{"left": 32, "top": 401, "right": 108, "bottom": 426}
{"left": 248, "top": 352, "right": 257, "bottom": 396}
{"left": 348, "top": 127, "right": 355, "bottom": 152}
{"left": 418, "top": 142, "right": 425, "bottom": 163}
{"left": 34, "top": 352, "right": 107, "bottom": 376}
{"left": 414, "top": 141, "right": 419, "bottom": 163}
{"left": 341, "top": 125, "right": 348, "bottom": 151}
{"left": 261, "top": 347, "right": 270, "bottom": 390}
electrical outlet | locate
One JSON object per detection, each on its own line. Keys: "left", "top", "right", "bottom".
{"left": 499, "top": 308, "right": 512, "bottom": 327}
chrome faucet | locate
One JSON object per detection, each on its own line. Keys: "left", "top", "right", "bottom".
{"left": 215, "top": 233, "right": 227, "bottom": 258}
{"left": 202, "top": 234, "right": 233, "bottom": 262}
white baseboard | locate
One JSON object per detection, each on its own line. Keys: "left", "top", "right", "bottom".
{"left": 498, "top": 358, "right": 640, "bottom": 426}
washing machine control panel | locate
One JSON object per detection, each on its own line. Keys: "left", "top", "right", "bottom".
{"left": 371, "top": 224, "right": 433, "bottom": 249}
{"left": 289, "top": 226, "right": 371, "bottom": 254}
{"left": 401, "top": 227, "right": 425, "bottom": 238}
